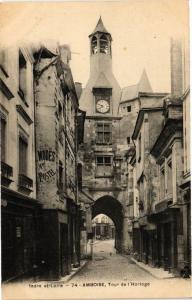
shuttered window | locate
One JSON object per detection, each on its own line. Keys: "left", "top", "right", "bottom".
{"left": 1, "top": 117, "right": 6, "bottom": 162}
{"left": 19, "top": 50, "right": 27, "bottom": 100}
{"left": 59, "top": 160, "right": 64, "bottom": 190}
{"left": 19, "top": 136, "right": 28, "bottom": 175}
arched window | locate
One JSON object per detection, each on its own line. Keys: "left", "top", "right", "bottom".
{"left": 91, "top": 36, "right": 98, "bottom": 54}
{"left": 100, "top": 34, "right": 109, "bottom": 54}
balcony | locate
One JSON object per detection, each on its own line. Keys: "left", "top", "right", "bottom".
{"left": 1, "top": 161, "right": 13, "bottom": 186}
{"left": 18, "top": 174, "right": 33, "bottom": 192}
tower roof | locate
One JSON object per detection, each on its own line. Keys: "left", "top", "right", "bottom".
{"left": 120, "top": 69, "right": 153, "bottom": 102}
{"left": 89, "top": 17, "right": 111, "bottom": 37}
{"left": 138, "top": 69, "right": 153, "bottom": 93}
{"left": 94, "top": 72, "right": 112, "bottom": 88}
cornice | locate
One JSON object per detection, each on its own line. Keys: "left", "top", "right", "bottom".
{"left": 0, "top": 79, "right": 14, "bottom": 100}
{"left": 16, "top": 105, "right": 33, "bottom": 125}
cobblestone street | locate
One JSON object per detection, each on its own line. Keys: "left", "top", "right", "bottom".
{"left": 70, "top": 240, "right": 155, "bottom": 282}
{"left": 68, "top": 240, "right": 191, "bottom": 298}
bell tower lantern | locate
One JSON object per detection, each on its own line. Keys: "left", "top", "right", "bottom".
{"left": 89, "top": 17, "right": 112, "bottom": 75}
{"left": 89, "top": 17, "right": 112, "bottom": 56}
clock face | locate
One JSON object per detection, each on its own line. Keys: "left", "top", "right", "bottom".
{"left": 96, "top": 99, "right": 110, "bottom": 113}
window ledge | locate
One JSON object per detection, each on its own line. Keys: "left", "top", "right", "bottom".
{"left": 95, "top": 175, "right": 114, "bottom": 178}
{"left": 16, "top": 105, "right": 33, "bottom": 125}
{"left": 0, "top": 65, "right": 9, "bottom": 78}
{"left": 18, "top": 174, "right": 33, "bottom": 192}
{"left": 18, "top": 89, "right": 29, "bottom": 107}
{"left": 0, "top": 79, "right": 14, "bottom": 100}
{"left": 96, "top": 143, "right": 112, "bottom": 145}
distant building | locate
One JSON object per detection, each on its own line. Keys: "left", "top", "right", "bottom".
{"left": 92, "top": 215, "right": 115, "bottom": 240}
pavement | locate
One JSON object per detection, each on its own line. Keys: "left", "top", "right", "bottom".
{"left": 2, "top": 240, "right": 191, "bottom": 299}
{"left": 130, "top": 257, "right": 175, "bottom": 279}
{"left": 70, "top": 239, "right": 155, "bottom": 282}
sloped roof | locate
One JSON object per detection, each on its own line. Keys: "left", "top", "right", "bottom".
{"left": 89, "top": 17, "right": 110, "bottom": 36}
{"left": 93, "top": 72, "right": 112, "bottom": 88}
{"left": 121, "top": 69, "right": 153, "bottom": 102}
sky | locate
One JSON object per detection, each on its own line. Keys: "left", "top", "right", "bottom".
{"left": 0, "top": 0, "right": 189, "bottom": 92}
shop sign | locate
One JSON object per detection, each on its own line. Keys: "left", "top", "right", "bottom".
{"left": 128, "top": 223, "right": 133, "bottom": 232}
{"left": 144, "top": 223, "right": 156, "bottom": 231}
{"left": 133, "top": 222, "right": 139, "bottom": 229}
{"left": 16, "top": 226, "right": 21, "bottom": 238}
{"left": 155, "top": 199, "right": 172, "bottom": 213}
{"left": 58, "top": 213, "right": 68, "bottom": 224}
{"left": 138, "top": 216, "right": 148, "bottom": 226}
{"left": 1, "top": 200, "right": 7, "bottom": 207}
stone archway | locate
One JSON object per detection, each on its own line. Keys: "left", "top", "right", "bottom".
{"left": 92, "top": 196, "right": 124, "bottom": 252}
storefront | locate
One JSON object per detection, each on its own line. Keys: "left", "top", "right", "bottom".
{"left": 1, "top": 187, "right": 41, "bottom": 282}
{"left": 149, "top": 203, "right": 180, "bottom": 274}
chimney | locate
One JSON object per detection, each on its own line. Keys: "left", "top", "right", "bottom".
{"left": 75, "top": 82, "right": 82, "bottom": 99}
{"left": 59, "top": 44, "right": 71, "bottom": 65}
{"left": 170, "top": 37, "right": 183, "bottom": 97}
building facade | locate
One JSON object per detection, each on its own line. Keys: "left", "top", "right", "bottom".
{"left": 1, "top": 46, "right": 41, "bottom": 282}
{"left": 1, "top": 43, "right": 85, "bottom": 282}
{"left": 34, "top": 43, "right": 83, "bottom": 280}
{"left": 130, "top": 37, "right": 191, "bottom": 276}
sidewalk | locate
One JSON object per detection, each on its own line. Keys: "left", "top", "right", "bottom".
{"left": 60, "top": 260, "right": 89, "bottom": 283}
{"left": 130, "top": 257, "right": 176, "bottom": 279}
{"left": 35, "top": 259, "right": 89, "bottom": 284}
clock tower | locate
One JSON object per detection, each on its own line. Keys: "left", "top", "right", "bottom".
{"left": 79, "top": 17, "right": 123, "bottom": 200}
{"left": 79, "top": 18, "right": 132, "bottom": 256}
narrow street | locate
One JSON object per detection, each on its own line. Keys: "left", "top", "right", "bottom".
{"left": 70, "top": 240, "right": 154, "bottom": 282}
{"left": 68, "top": 240, "right": 191, "bottom": 297}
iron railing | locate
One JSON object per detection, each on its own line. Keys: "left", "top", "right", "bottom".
{"left": 1, "top": 161, "right": 13, "bottom": 178}
{"left": 18, "top": 174, "right": 33, "bottom": 189}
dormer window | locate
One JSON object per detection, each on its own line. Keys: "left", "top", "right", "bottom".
{"left": 100, "top": 34, "right": 109, "bottom": 54}
{"left": 91, "top": 36, "right": 98, "bottom": 54}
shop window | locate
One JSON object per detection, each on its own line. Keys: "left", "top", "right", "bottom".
{"left": 19, "top": 135, "right": 28, "bottom": 175}
{"left": 96, "top": 122, "right": 112, "bottom": 144}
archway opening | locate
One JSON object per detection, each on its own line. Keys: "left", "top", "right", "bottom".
{"left": 91, "top": 196, "right": 123, "bottom": 254}
{"left": 92, "top": 214, "right": 115, "bottom": 254}
{"left": 100, "top": 34, "right": 109, "bottom": 54}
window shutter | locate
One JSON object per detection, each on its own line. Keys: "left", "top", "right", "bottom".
{"left": 1, "top": 118, "right": 6, "bottom": 162}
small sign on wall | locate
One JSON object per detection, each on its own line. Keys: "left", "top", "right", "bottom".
{"left": 16, "top": 226, "right": 21, "bottom": 238}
